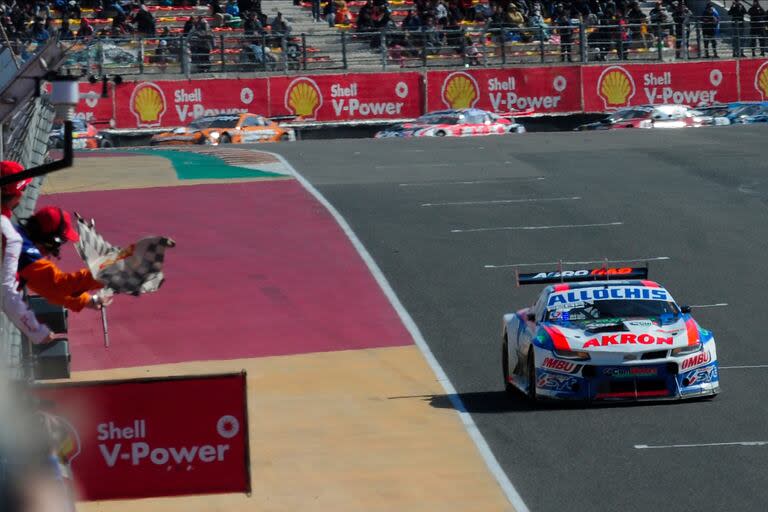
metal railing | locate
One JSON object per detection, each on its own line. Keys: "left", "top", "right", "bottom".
{"left": 53, "top": 19, "right": 768, "bottom": 76}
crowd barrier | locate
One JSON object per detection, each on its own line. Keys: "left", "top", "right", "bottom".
{"left": 76, "top": 58, "right": 768, "bottom": 129}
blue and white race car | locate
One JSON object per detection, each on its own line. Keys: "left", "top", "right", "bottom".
{"left": 502, "top": 267, "right": 720, "bottom": 402}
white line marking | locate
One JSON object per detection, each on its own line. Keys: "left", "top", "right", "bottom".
{"left": 485, "top": 256, "right": 670, "bottom": 269}
{"left": 421, "top": 196, "right": 580, "bottom": 207}
{"left": 399, "top": 177, "right": 545, "bottom": 187}
{"left": 635, "top": 441, "right": 768, "bottom": 450}
{"left": 265, "top": 151, "right": 530, "bottom": 512}
{"left": 689, "top": 303, "right": 729, "bottom": 308}
{"left": 720, "top": 365, "right": 768, "bottom": 369}
{"left": 378, "top": 162, "right": 457, "bottom": 169}
{"left": 452, "top": 221, "right": 623, "bottom": 234}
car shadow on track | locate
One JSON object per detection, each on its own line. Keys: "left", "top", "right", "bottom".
{"left": 389, "top": 390, "right": 694, "bottom": 413}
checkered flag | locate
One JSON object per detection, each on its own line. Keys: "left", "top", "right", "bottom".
{"left": 74, "top": 214, "right": 175, "bottom": 296}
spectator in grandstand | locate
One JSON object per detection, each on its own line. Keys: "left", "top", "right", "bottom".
{"left": 626, "top": 1, "right": 648, "bottom": 46}
{"left": 701, "top": 1, "right": 719, "bottom": 57}
{"left": 15, "top": 207, "right": 110, "bottom": 314}
{"left": 333, "top": 0, "right": 352, "bottom": 24}
{"left": 554, "top": 4, "right": 573, "bottom": 61}
{"left": 225, "top": 0, "right": 239, "bottom": 17}
{"left": 323, "top": 0, "right": 335, "bottom": 26}
{"left": 271, "top": 11, "right": 290, "bottom": 34}
{"left": 110, "top": 11, "right": 132, "bottom": 35}
{"left": 182, "top": 15, "right": 195, "bottom": 34}
{"left": 30, "top": 19, "right": 50, "bottom": 42}
{"left": 529, "top": 6, "right": 550, "bottom": 39}
{"left": 749, "top": 0, "right": 766, "bottom": 56}
{"left": 310, "top": 0, "right": 321, "bottom": 21}
{"left": 729, "top": 0, "right": 747, "bottom": 56}
{"left": 671, "top": 0, "right": 691, "bottom": 58}
{"left": 0, "top": 162, "right": 58, "bottom": 346}
{"left": 188, "top": 18, "right": 213, "bottom": 71}
{"left": 648, "top": 1, "right": 668, "bottom": 24}
{"left": 152, "top": 38, "right": 169, "bottom": 69}
{"left": 58, "top": 17, "right": 73, "bottom": 39}
{"left": 421, "top": 15, "right": 443, "bottom": 54}
{"left": 75, "top": 16, "right": 93, "bottom": 37}
{"left": 133, "top": 1, "right": 156, "bottom": 35}
{"left": 243, "top": 10, "right": 265, "bottom": 35}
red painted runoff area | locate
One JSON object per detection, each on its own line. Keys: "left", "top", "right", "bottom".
{"left": 46, "top": 181, "right": 412, "bottom": 370}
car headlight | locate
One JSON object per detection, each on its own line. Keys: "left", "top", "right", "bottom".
{"left": 553, "top": 348, "right": 591, "bottom": 361}
{"left": 672, "top": 342, "right": 702, "bottom": 357}
{"left": 208, "top": 131, "right": 220, "bottom": 140}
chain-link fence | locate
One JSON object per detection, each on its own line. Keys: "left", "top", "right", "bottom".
{"left": 54, "top": 18, "right": 768, "bottom": 77}
{"left": 0, "top": 96, "right": 55, "bottom": 380}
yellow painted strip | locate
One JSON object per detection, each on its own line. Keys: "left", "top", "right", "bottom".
{"left": 74, "top": 346, "right": 515, "bottom": 512}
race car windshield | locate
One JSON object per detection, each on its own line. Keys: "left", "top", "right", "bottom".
{"left": 206, "top": 117, "right": 240, "bottom": 128}
{"left": 606, "top": 109, "right": 650, "bottom": 122}
{"left": 188, "top": 118, "right": 216, "bottom": 130}
{"left": 546, "top": 299, "right": 680, "bottom": 322}
{"left": 417, "top": 115, "right": 459, "bottom": 125}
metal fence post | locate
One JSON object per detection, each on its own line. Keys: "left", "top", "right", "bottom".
{"left": 539, "top": 26, "right": 545, "bottom": 63}
{"left": 380, "top": 30, "right": 388, "bottom": 70}
{"left": 421, "top": 33, "right": 427, "bottom": 68}
{"left": 139, "top": 37, "right": 145, "bottom": 73}
{"left": 341, "top": 31, "right": 348, "bottom": 69}
{"left": 500, "top": 29, "right": 506, "bottom": 65}
{"left": 580, "top": 22, "right": 587, "bottom": 62}
{"left": 281, "top": 34, "right": 288, "bottom": 72}
{"left": 182, "top": 37, "right": 190, "bottom": 78}
{"left": 656, "top": 22, "right": 663, "bottom": 60}
{"left": 98, "top": 39, "right": 104, "bottom": 76}
{"left": 220, "top": 33, "right": 225, "bottom": 72}
{"left": 695, "top": 20, "right": 701, "bottom": 59}
{"left": 301, "top": 33, "right": 307, "bottom": 70}
{"left": 261, "top": 33, "right": 268, "bottom": 71}
{"left": 460, "top": 28, "right": 467, "bottom": 66}
{"left": 684, "top": 23, "right": 690, "bottom": 59}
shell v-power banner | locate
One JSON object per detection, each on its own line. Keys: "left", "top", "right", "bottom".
{"left": 72, "top": 60, "right": 768, "bottom": 128}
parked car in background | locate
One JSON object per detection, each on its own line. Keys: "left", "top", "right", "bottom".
{"left": 375, "top": 108, "right": 526, "bottom": 138}
{"left": 149, "top": 113, "right": 295, "bottom": 146}
{"left": 575, "top": 105, "right": 708, "bottom": 130}
{"left": 49, "top": 119, "right": 108, "bottom": 149}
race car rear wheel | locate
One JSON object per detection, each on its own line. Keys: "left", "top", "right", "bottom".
{"left": 434, "top": 130, "right": 446, "bottom": 137}
{"left": 527, "top": 351, "right": 539, "bottom": 403}
{"left": 502, "top": 338, "right": 514, "bottom": 395}
{"left": 220, "top": 133, "right": 232, "bottom": 144}
{"left": 279, "top": 132, "right": 290, "bottom": 141}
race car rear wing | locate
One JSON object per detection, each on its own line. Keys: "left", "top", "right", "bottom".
{"left": 516, "top": 266, "right": 649, "bottom": 286}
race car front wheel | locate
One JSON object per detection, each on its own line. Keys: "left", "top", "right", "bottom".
{"left": 220, "top": 134, "right": 232, "bottom": 144}
{"left": 527, "top": 351, "right": 539, "bottom": 403}
{"left": 502, "top": 339, "right": 514, "bottom": 395}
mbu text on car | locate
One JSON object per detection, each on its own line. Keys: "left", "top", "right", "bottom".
{"left": 502, "top": 267, "right": 719, "bottom": 402}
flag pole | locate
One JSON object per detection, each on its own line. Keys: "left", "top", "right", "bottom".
{"left": 101, "top": 306, "right": 109, "bottom": 348}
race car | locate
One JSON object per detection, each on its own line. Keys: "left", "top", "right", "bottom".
{"left": 49, "top": 119, "right": 107, "bottom": 149}
{"left": 374, "top": 108, "right": 526, "bottom": 138}
{"left": 149, "top": 113, "right": 295, "bottom": 146}
{"left": 575, "top": 104, "right": 708, "bottom": 130}
{"left": 501, "top": 266, "right": 719, "bottom": 402}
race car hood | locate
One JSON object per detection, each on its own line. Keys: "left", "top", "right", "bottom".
{"left": 542, "top": 316, "right": 699, "bottom": 353}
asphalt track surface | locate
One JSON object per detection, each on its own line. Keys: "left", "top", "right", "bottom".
{"left": 270, "top": 126, "right": 768, "bottom": 512}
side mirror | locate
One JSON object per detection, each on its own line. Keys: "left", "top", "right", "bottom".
{"left": 680, "top": 305, "right": 692, "bottom": 314}
{"left": 526, "top": 312, "right": 536, "bottom": 322}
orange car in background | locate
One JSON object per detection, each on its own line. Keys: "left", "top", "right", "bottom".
{"left": 149, "top": 113, "right": 295, "bottom": 146}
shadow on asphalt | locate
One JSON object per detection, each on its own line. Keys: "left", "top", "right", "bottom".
{"left": 388, "top": 390, "right": 704, "bottom": 413}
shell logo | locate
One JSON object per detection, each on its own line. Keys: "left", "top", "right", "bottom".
{"left": 284, "top": 78, "right": 322, "bottom": 118}
{"left": 441, "top": 72, "right": 480, "bottom": 109}
{"left": 755, "top": 61, "right": 768, "bottom": 100}
{"left": 597, "top": 66, "right": 636, "bottom": 109}
{"left": 129, "top": 82, "right": 167, "bottom": 127}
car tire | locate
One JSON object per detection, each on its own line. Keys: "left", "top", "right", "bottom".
{"left": 502, "top": 338, "right": 515, "bottom": 395}
{"left": 435, "top": 130, "right": 446, "bottom": 137}
{"left": 220, "top": 134, "right": 232, "bottom": 144}
{"left": 527, "top": 350, "right": 539, "bottom": 403}
{"left": 99, "top": 138, "right": 113, "bottom": 148}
